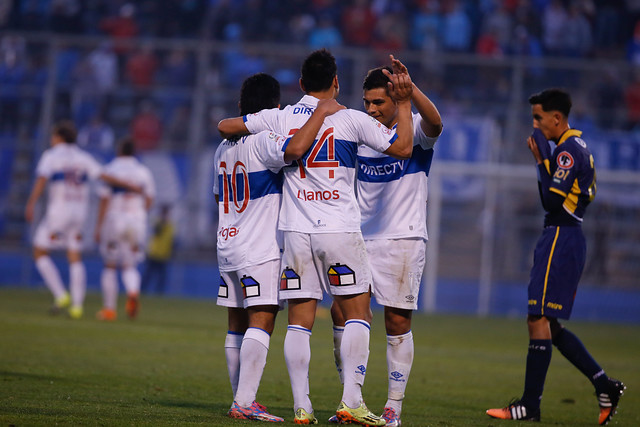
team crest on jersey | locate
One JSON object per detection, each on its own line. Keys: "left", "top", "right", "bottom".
{"left": 575, "top": 137, "right": 586, "bottom": 148}
{"left": 218, "top": 276, "right": 228, "bottom": 298}
{"left": 280, "top": 268, "right": 301, "bottom": 290}
{"left": 556, "top": 151, "right": 574, "bottom": 169}
{"left": 327, "top": 263, "right": 355, "bottom": 286}
{"left": 241, "top": 275, "right": 260, "bottom": 298}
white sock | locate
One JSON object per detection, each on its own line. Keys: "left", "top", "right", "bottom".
{"left": 69, "top": 262, "right": 86, "bottom": 308}
{"left": 333, "top": 325, "right": 345, "bottom": 385}
{"left": 122, "top": 267, "right": 141, "bottom": 296}
{"left": 101, "top": 268, "right": 118, "bottom": 310}
{"left": 341, "top": 320, "right": 370, "bottom": 408}
{"left": 385, "top": 331, "right": 414, "bottom": 416}
{"left": 35, "top": 256, "right": 66, "bottom": 300}
{"left": 235, "top": 327, "right": 271, "bottom": 407}
{"left": 225, "top": 332, "right": 244, "bottom": 397}
{"left": 284, "top": 325, "right": 313, "bottom": 413}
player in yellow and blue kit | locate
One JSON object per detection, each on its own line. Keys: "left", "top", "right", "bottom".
{"left": 487, "top": 89, "right": 625, "bottom": 425}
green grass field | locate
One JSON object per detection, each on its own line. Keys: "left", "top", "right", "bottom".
{"left": 0, "top": 287, "right": 637, "bottom": 426}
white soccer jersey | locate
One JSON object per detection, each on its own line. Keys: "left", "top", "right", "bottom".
{"left": 98, "top": 156, "right": 156, "bottom": 219}
{"left": 244, "top": 95, "right": 398, "bottom": 233}
{"left": 35, "top": 143, "right": 103, "bottom": 220}
{"left": 213, "top": 131, "right": 290, "bottom": 271}
{"left": 357, "top": 113, "right": 439, "bottom": 240}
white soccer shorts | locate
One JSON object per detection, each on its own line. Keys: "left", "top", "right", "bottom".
{"left": 33, "top": 212, "right": 86, "bottom": 252}
{"left": 279, "top": 231, "right": 372, "bottom": 301}
{"left": 366, "top": 237, "right": 426, "bottom": 310}
{"left": 99, "top": 215, "right": 146, "bottom": 266}
{"left": 217, "top": 258, "right": 282, "bottom": 309}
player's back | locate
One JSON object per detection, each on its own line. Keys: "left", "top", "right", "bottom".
{"left": 102, "top": 156, "right": 155, "bottom": 218}
{"left": 37, "top": 143, "right": 102, "bottom": 214}
{"left": 213, "top": 131, "right": 288, "bottom": 271}
{"left": 244, "top": 95, "right": 396, "bottom": 234}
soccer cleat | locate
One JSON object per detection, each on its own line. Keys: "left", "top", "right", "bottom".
{"left": 597, "top": 378, "right": 626, "bottom": 425}
{"left": 381, "top": 407, "right": 401, "bottom": 426}
{"left": 125, "top": 294, "right": 139, "bottom": 319}
{"left": 49, "top": 293, "right": 71, "bottom": 315}
{"left": 96, "top": 308, "right": 117, "bottom": 321}
{"left": 294, "top": 407, "right": 318, "bottom": 424}
{"left": 68, "top": 305, "right": 83, "bottom": 320}
{"left": 227, "top": 401, "right": 284, "bottom": 422}
{"left": 336, "top": 401, "right": 385, "bottom": 426}
{"left": 328, "top": 414, "right": 343, "bottom": 423}
{"left": 486, "top": 399, "right": 540, "bottom": 421}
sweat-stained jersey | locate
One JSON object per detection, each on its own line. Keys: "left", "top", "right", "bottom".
{"left": 35, "top": 143, "right": 103, "bottom": 221}
{"left": 357, "top": 112, "right": 439, "bottom": 240}
{"left": 541, "top": 129, "right": 596, "bottom": 226}
{"left": 243, "top": 95, "right": 399, "bottom": 234}
{"left": 213, "top": 131, "right": 289, "bottom": 271}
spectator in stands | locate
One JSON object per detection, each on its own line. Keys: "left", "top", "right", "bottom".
{"left": 341, "top": 0, "right": 376, "bottom": 47}
{"left": 441, "top": 0, "right": 473, "bottom": 52}
{"left": 592, "top": 67, "right": 625, "bottom": 129}
{"left": 77, "top": 113, "right": 115, "bottom": 158}
{"left": 541, "top": 0, "right": 568, "bottom": 56}
{"left": 308, "top": 14, "right": 343, "bottom": 48}
{"left": 409, "top": 0, "right": 442, "bottom": 52}
{"left": 131, "top": 99, "right": 162, "bottom": 151}
{"left": 624, "top": 70, "right": 640, "bottom": 129}
{"left": 99, "top": 3, "right": 139, "bottom": 53}
{"left": 0, "top": 45, "right": 26, "bottom": 135}
{"left": 562, "top": 2, "right": 593, "bottom": 57}
{"left": 125, "top": 43, "right": 159, "bottom": 90}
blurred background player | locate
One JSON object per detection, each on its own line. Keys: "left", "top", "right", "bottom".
{"left": 486, "top": 89, "right": 625, "bottom": 425}
{"left": 141, "top": 204, "right": 175, "bottom": 295}
{"left": 25, "top": 120, "right": 138, "bottom": 319}
{"left": 95, "top": 137, "right": 155, "bottom": 321}
{"left": 329, "top": 56, "right": 443, "bottom": 426}
{"left": 214, "top": 72, "right": 344, "bottom": 422}
{"left": 218, "top": 48, "right": 414, "bottom": 425}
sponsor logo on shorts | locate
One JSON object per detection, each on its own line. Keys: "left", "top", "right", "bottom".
{"left": 241, "top": 275, "right": 260, "bottom": 298}
{"left": 546, "top": 301, "right": 563, "bottom": 310}
{"left": 528, "top": 299, "right": 538, "bottom": 306}
{"left": 280, "top": 267, "right": 301, "bottom": 290}
{"left": 405, "top": 295, "right": 415, "bottom": 303}
{"left": 356, "top": 365, "right": 367, "bottom": 375}
{"left": 390, "top": 371, "right": 405, "bottom": 382}
{"left": 327, "top": 263, "right": 355, "bottom": 286}
{"left": 218, "top": 276, "right": 228, "bottom": 298}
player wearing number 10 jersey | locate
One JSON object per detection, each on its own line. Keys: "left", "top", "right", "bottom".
{"left": 213, "top": 73, "right": 344, "bottom": 422}
{"left": 218, "top": 49, "right": 415, "bottom": 425}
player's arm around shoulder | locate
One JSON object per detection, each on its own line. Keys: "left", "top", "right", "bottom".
{"left": 284, "top": 98, "right": 345, "bottom": 163}
{"left": 218, "top": 117, "right": 249, "bottom": 139}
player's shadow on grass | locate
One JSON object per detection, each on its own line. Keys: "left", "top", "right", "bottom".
{"left": 0, "top": 370, "right": 66, "bottom": 383}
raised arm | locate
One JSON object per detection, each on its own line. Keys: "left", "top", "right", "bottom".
{"left": 382, "top": 67, "right": 413, "bottom": 160}
{"left": 218, "top": 117, "right": 250, "bottom": 139}
{"left": 284, "top": 99, "right": 345, "bottom": 163}
{"left": 391, "top": 55, "right": 442, "bottom": 138}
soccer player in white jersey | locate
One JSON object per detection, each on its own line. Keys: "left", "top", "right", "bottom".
{"left": 329, "top": 58, "right": 443, "bottom": 426}
{"left": 25, "top": 120, "right": 140, "bottom": 319}
{"left": 94, "top": 137, "right": 155, "bottom": 321}
{"left": 214, "top": 73, "right": 345, "bottom": 423}
{"left": 218, "top": 49, "right": 414, "bottom": 426}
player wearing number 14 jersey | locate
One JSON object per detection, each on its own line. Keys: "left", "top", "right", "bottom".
{"left": 214, "top": 73, "right": 344, "bottom": 422}
{"left": 218, "top": 49, "right": 415, "bottom": 425}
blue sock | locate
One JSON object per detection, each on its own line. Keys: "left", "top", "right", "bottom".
{"left": 552, "top": 328, "right": 608, "bottom": 392}
{"left": 521, "top": 339, "right": 552, "bottom": 410}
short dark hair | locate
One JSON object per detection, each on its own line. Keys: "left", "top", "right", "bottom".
{"left": 300, "top": 48, "right": 337, "bottom": 93}
{"left": 239, "top": 73, "right": 281, "bottom": 116}
{"left": 528, "top": 88, "right": 572, "bottom": 117}
{"left": 53, "top": 120, "right": 77, "bottom": 143}
{"left": 118, "top": 136, "right": 135, "bottom": 156}
{"left": 363, "top": 66, "right": 392, "bottom": 92}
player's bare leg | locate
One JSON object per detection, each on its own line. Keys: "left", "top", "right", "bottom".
{"left": 33, "top": 246, "right": 69, "bottom": 313}
{"left": 97, "top": 261, "right": 118, "bottom": 321}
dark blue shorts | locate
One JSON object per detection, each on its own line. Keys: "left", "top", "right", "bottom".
{"left": 528, "top": 225, "right": 586, "bottom": 320}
